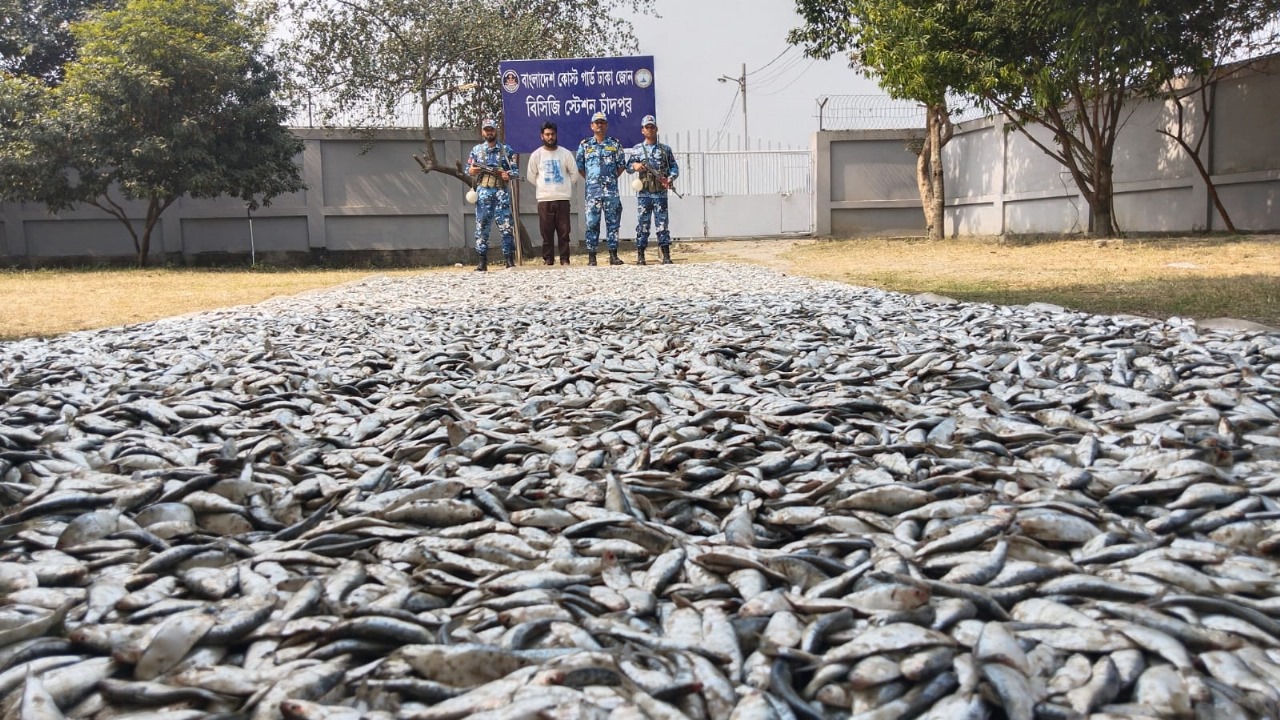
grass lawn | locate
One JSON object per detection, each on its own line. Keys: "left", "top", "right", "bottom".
{"left": 3, "top": 234, "right": 1277, "bottom": 340}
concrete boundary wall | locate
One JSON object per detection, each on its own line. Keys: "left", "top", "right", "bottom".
{"left": 0, "top": 127, "right": 809, "bottom": 265}
{"left": 814, "top": 56, "right": 1280, "bottom": 237}
{"left": 0, "top": 128, "right": 577, "bottom": 267}
{"left": 7, "top": 58, "right": 1278, "bottom": 261}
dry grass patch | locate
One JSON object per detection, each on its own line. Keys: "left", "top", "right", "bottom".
{"left": 682, "top": 235, "right": 1280, "bottom": 327}
{"left": 0, "top": 267, "right": 432, "bottom": 341}
{"left": 4, "top": 235, "right": 1278, "bottom": 341}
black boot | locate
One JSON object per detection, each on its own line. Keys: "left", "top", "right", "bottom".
{"left": 475, "top": 254, "right": 488, "bottom": 272}
{"left": 504, "top": 255, "right": 515, "bottom": 269}
{"left": 661, "top": 245, "right": 673, "bottom": 264}
{"left": 608, "top": 248, "right": 624, "bottom": 265}
{"left": 636, "top": 248, "right": 647, "bottom": 266}
{"left": 588, "top": 252, "right": 597, "bottom": 266}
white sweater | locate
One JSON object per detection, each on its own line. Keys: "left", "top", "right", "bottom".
{"left": 526, "top": 146, "right": 578, "bottom": 202}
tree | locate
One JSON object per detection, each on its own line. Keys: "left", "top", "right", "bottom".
{"left": 955, "top": 0, "right": 1270, "bottom": 237}
{"left": 1155, "top": 3, "right": 1280, "bottom": 233}
{"left": 795, "top": 0, "right": 1279, "bottom": 238}
{"left": 790, "top": 0, "right": 997, "bottom": 241}
{"left": 0, "top": 0, "right": 116, "bottom": 84}
{"left": 277, "top": 0, "right": 655, "bottom": 187}
{"left": 976, "top": 2, "right": 1166, "bottom": 235}
{"left": 0, "top": 0, "right": 305, "bottom": 266}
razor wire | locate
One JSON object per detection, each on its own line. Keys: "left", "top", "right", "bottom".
{"left": 285, "top": 91, "right": 454, "bottom": 129}
{"left": 815, "top": 95, "right": 990, "bottom": 131}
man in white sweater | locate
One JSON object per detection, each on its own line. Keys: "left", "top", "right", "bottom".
{"left": 525, "top": 121, "right": 579, "bottom": 265}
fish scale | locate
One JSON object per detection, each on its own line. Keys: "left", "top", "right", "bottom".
{"left": 2, "top": 265, "right": 1280, "bottom": 717}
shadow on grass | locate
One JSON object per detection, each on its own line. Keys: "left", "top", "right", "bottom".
{"left": 865, "top": 273, "right": 1280, "bottom": 326}
{"left": 811, "top": 233, "right": 1279, "bottom": 250}
{"left": 0, "top": 265, "right": 433, "bottom": 277}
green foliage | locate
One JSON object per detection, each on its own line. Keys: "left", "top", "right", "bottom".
{"left": 1153, "top": 0, "right": 1280, "bottom": 233}
{"left": 969, "top": 0, "right": 1279, "bottom": 234}
{"left": 62, "top": 0, "right": 304, "bottom": 208}
{"left": 791, "top": 0, "right": 1280, "bottom": 236}
{"left": 277, "top": 0, "right": 656, "bottom": 131}
{"left": 983, "top": 0, "right": 1221, "bottom": 108}
{"left": 789, "top": 0, "right": 1004, "bottom": 107}
{"left": 0, "top": 75, "right": 55, "bottom": 197}
{"left": 0, "top": 0, "right": 116, "bottom": 83}
{"left": 789, "top": 0, "right": 986, "bottom": 239}
{"left": 0, "top": 0, "right": 304, "bottom": 264}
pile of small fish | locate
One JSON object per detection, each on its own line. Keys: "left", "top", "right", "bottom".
{"left": 2, "top": 263, "right": 1280, "bottom": 720}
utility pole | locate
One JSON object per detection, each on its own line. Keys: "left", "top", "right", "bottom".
{"left": 718, "top": 63, "right": 747, "bottom": 150}
{"left": 740, "top": 62, "right": 747, "bottom": 150}
{"left": 718, "top": 63, "right": 750, "bottom": 193}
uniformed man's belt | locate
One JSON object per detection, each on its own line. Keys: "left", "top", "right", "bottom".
{"left": 478, "top": 175, "right": 506, "bottom": 189}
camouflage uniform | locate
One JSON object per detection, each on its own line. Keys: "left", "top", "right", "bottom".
{"left": 628, "top": 140, "right": 679, "bottom": 251}
{"left": 468, "top": 139, "right": 519, "bottom": 259}
{"left": 575, "top": 133, "right": 626, "bottom": 254}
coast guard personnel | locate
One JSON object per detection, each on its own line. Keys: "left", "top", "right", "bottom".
{"left": 575, "top": 111, "right": 627, "bottom": 266}
{"left": 467, "top": 118, "right": 519, "bottom": 272}
{"left": 627, "top": 114, "right": 679, "bottom": 265}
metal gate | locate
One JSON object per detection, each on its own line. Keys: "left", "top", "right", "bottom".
{"left": 618, "top": 149, "right": 814, "bottom": 240}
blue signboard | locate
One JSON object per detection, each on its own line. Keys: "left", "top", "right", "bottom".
{"left": 498, "top": 56, "right": 656, "bottom": 154}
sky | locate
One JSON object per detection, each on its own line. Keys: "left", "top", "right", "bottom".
{"left": 629, "top": 0, "right": 884, "bottom": 150}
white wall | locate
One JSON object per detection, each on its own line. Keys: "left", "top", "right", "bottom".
{"left": 816, "top": 55, "right": 1280, "bottom": 237}
{"left": 0, "top": 129, "right": 578, "bottom": 266}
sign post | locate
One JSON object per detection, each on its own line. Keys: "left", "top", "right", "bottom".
{"left": 498, "top": 123, "right": 523, "bottom": 267}
{"left": 511, "top": 176, "right": 522, "bottom": 266}
{"left": 498, "top": 56, "right": 657, "bottom": 154}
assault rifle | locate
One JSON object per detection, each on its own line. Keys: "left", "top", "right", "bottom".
{"left": 465, "top": 163, "right": 512, "bottom": 204}
{"left": 631, "top": 152, "right": 683, "bottom": 198}
{"left": 471, "top": 163, "right": 511, "bottom": 184}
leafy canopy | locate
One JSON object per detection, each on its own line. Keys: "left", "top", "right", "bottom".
{"left": 278, "top": 0, "right": 656, "bottom": 130}
{"left": 790, "top": 0, "right": 1280, "bottom": 235}
{"left": 789, "top": 0, "right": 1012, "bottom": 107}
{"left": 0, "top": 0, "right": 116, "bottom": 83}
{"left": 20, "top": 0, "right": 301, "bottom": 209}
{"left": 0, "top": 0, "right": 304, "bottom": 263}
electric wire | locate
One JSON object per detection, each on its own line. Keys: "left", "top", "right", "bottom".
{"left": 745, "top": 46, "right": 796, "bottom": 76}
{"left": 749, "top": 54, "right": 809, "bottom": 91}
{"left": 751, "top": 53, "right": 806, "bottom": 84}
{"left": 709, "top": 87, "right": 740, "bottom": 150}
{"left": 755, "top": 59, "right": 818, "bottom": 97}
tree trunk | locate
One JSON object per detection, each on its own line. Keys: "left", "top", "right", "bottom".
{"left": 121, "top": 220, "right": 143, "bottom": 267}
{"left": 1163, "top": 130, "right": 1237, "bottom": 233}
{"left": 1053, "top": 107, "right": 1117, "bottom": 238}
{"left": 915, "top": 136, "right": 934, "bottom": 239}
{"left": 927, "top": 147, "right": 944, "bottom": 240}
{"left": 994, "top": 92, "right": 1123, "bottom": 238}
{"left": 1160, "top": 81, "right": 1236, "bottom": 233}
{"left": 915, "top": 102, "right": 950, "bottom": 241}
{"left": 1194, "top": 83, "right": 1236, "bottom": 233}
{"left": 121, "top": 213, "right": 145, "bottom": 267}
{"left": 136, "top": 196, "right": 169, "bottom": 267}
{"left": 1198, "top": 155, "right": 1236, "bottom": 234}
{"left": 927, "top": 103, "right": 947, "bottom": 241}
{"left": 1090, "top": 144, "right": 1118, "bottom": 237}
{"left": 414, "top": 125, "right": 471, "bottom": 186}
{"left": 1090, "top": 194, "right": 1115, "bottom": 239}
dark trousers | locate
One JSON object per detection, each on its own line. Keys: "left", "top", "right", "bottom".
{"left": 537, "top": 200, "right": 572, "bottom": 264}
